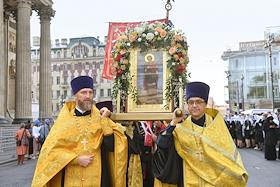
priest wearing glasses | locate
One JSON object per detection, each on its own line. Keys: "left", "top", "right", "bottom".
{"left": 153, "top": 81, "right": 248, "bottom": 187}
{"left": 32, "top": 76, "right": 127, "bottom": 187}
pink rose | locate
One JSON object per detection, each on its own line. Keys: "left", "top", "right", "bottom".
{"left": 122, "top": 59, "right": 128, "bottom": 65}
{"left": 168, "top": 47, "right": 176, "bottom": 55}
{"left": 120, "top": 49, "right": 126, "bottom": 55}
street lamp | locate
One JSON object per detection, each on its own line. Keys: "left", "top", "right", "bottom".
{"left": 241, "top": 74, "right": 245, "bottom": 111}
{"left": 236, "top": 80, "right": 240, "bottom": 114}
{"left": 225, "top": 71, "right": 232, "bottom": 112}
{"left": 264, "top": 35, "right": 275, "bottom": 111}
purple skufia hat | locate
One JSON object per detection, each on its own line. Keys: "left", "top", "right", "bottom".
{"left": 71, "top": 76, "right": 93, "bottom": 95}
{"left": 96, "top": 101, "right": 113, "bottom": 112}
{"left": 186, "top": 81, "right": 210, "bottom": 103}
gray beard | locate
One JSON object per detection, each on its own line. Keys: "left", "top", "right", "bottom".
{"left": 78, "top": 100, "right": 93, "bottom": 111}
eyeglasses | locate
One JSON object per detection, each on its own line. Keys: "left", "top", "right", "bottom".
{"left": 187, "top": 99, "right": 205, "bottom": 106}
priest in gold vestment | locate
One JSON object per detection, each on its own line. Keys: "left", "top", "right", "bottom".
{"left": 32, "top": 76, "right": 128, "bottom": 187}
{"left": 153, "top": 82, "right": 248, "bottom": 187}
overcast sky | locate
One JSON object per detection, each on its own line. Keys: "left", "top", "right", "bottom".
{"left": 31, "top": 0, "right": 280, "bottom": 105}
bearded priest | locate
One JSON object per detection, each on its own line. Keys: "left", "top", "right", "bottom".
{"left": 32, "top": 76, "right": 128, "bottom": 187}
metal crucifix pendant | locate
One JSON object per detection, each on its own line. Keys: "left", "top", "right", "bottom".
{"left": 81, "top": 138, "right": 88, "bottom": 150}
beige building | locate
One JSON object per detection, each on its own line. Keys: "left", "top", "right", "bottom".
{"left": 0, "top": 0, "right": 55, "bottom": 124}
{"left": 31, "top": 36, "right": 112, "bottom": 117}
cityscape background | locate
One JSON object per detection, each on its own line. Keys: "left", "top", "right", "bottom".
{"left": 30, "top": 0, "right": 280, "bottom": 105}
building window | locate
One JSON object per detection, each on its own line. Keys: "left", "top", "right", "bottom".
{"left": 247, "top": 72, "right": 266, "bottom": 84}
{"left": 247, "top": 86, "right": 266, "bottom": 99}
{"left": 235, "top": 59, "right": 238, "bottom": 68}
{"left": 273, "top": 57, "right": 278, "bottom": 66}
{"left": 96, "top": 63, "right": 100, "bottom": 69}
{"left": 64, "top": 90, "right": 67, "bottom": 98}
{"left": 108, "top": 89, "right": 111, "bottom": 97}
{"left": 71, "top": 43, "right": 89, "bottom": 58}
{"left": 246, "top": 56, "right": 266, "bottom": 69}
{"left": 63, "top": 76, "right": 67, "bottom": 84}
{"left": 98, "top": 48, "right": 104, "bottom": 56}
{"left": 57, "top": 51, "right": 61, "bottom": 58}
{"left": 57, "top": 77, "right": 60, "bottom": 84}
{"left": 273, "top": 71, "right": 278, "bottom": 80}
{"left": 57, "top": 90, "right": 60, "bottom": 98}
{"left": 274, "top": 87, "right": 279, "bottom": 97}
{"left": 100, "top": 89, "right": 104, "bottom": 97}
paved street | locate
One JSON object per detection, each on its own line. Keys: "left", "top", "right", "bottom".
{"left": 0, "top": 149, "right": 279, "bottom": 187}
{"left": 0, "top": 159, "right": 36, "bottom": 187}
{"left": 240, "top": 148, "right": 280, "bottom": 187}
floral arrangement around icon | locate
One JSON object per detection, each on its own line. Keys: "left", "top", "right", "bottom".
{"left": 111, "top": 21, "right": 189, "bottom": 105}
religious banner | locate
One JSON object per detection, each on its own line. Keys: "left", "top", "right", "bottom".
{"left": 111, "top": 21, "right": 189, "bottom": 113}
{"left": 102, "top": 19, "right": 168, "bottom": 80}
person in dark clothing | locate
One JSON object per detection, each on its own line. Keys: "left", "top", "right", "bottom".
{"left": 244, "top": 118, "right": 252, "bottom": 148}
{"left": 236, "top": 120, "right": 244, "bottom": 148}
{"left": 254, "top": 118, "right": 264, "bottom": 151}
{"left": 264, "top": 115, "right": 279, "bottom": 160}
{"left": 228, "top": 119, "right": 237, "bottom": 145}
{"left": 124, "top": 122, "right": 142, "bottom": 187}
{"left": 278, "top": 128, "right": 280, "bottom": 159}
{"left": 134, "top": 121, "right": 154, "bottom": 187}
{"left": 25, "top": 120, "right": 33, "bottom": 159}
{"left": 153, "top": 81, "right": 248, "bottom": 186}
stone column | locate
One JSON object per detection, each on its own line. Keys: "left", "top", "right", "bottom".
{"left": 38, "top": 7, "right": 55, "bottom": 120}
{"left": 13, "top": 0, "right": 32, "bottom": 124}
{"left": 0, "top": 0, "right": 9, "bottom": 123}
{"left": 3, "top": 12, "right": 9, "bottom": 119}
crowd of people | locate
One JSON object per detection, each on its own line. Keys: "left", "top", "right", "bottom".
{"left": 225, "top": 112, "right": 280, "bottom": 160}
{"left": 15, "top": 118, "right": 52, "bottom": 165}
{"left": 30, "top": 77, "right": 247, "bottom": 187}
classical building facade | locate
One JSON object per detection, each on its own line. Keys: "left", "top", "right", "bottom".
{"left": 0, "top": 0, "right": 55, "bottom": 124}
{"left": 31, "top": 36, "right": 112, "bottom": 117}
{"left": 222, "top": 40, "right": 280, "bottom": 112}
